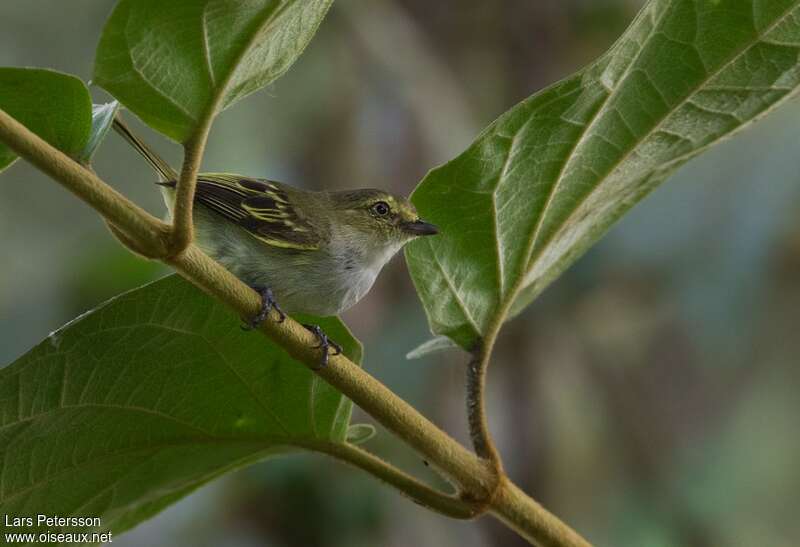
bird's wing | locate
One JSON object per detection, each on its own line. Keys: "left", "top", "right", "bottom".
{"left": 193, "top": 174, "right": 321, "bottom": 251}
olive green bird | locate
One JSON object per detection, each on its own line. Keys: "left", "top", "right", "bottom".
{"left": 112, "top": 116, "right": 438, "bottom": 365}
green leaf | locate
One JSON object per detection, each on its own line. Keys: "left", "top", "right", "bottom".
{"left": 406, "top": 0, "right": 800, "bottom": 350}
{"left": 93, "top": 0, "right": 333, "bottom": 142}
{"left": 0, "top": 275, "right": 360, "bottom": 537}
{"left": 0, "top": 68, "right": 92, "bottom": 172}
{"left": 79, "top": 101, "right": 120, "bottom": 164}
{"left": 346, "top": 423, "right": 376, "bottom": 445}
{"left": 405, "top": 336, "right": 460, "bottom": 360}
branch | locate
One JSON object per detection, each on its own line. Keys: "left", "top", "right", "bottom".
{"left": 466, "top": 315, "right": 506, "bottom": 482}
{"left": 491, "top": 478, "right": 592, "bottom": 547}
{"left": 298, "top": 440, "right": 476, "bottom": 519}
{"left": 168, "top": 13, "right": 265, "bottom": 257}
{"left": 0, "top": 112, "right": 172, "bottom": 259}
{"left": 0, "top": 106, "right": 591, "bottom": 547}
{"left": 170, "top": 125, "right": 211, "bottom": 255}
{"left": 466, "top": 340, "right": 502, "bottom": 468}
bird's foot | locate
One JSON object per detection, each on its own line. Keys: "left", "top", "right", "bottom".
{"left": 302, "top": 323, "right": 342, "bottom": 368}
{"left": 242, "top": 285, "right": 286, "bottom": 330}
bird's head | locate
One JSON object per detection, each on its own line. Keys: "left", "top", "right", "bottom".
{"left": 329, "top": 189, "right": 438, "bottom": 249}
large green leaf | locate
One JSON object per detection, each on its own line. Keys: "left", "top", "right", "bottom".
{"left": 93, "top": 0, "right": 333, "bottom": 142}
{"left": 0, "top": 275, "right": 360, "bottom": 538}
{"left": 0, "top": 68, "right": 92, "bottom": 172}
{"left": 406, "top": 0, "right": 800, "bottom": 350}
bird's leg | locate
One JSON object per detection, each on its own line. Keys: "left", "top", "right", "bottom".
{"left": 302, "top": 324, "right": 342, "bottom": 368}
{"left": 242, "top": 285, "right": 286, "bottom": 330}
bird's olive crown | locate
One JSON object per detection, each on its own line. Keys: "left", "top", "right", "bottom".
{"left": 330, "top": 189, "right": 424, "bottom": 240}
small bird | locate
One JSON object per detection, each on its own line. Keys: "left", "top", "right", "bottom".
{"left": 112, "top": 116, "right": 438, "bottom": 366}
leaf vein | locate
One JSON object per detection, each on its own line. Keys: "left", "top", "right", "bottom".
{"left": 518, "top": 0, "right": 673, "bottom": 280}
{"left": 428, "top": 239, "right": 481, "bottom": 337}
{"left": 523, "top": 1, "right": 800, "bottom": 289}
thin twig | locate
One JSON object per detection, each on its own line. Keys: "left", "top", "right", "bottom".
{"left": 297, "top": 440, "right": 477, "bottom": 519}
{"left": 169, "top": 124, "right": 211, "bottom": 256}
{"left": 466, "top": 341, "right": 502, "bottom": 467}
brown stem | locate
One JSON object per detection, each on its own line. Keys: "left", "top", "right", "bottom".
{"left": 467, "top": 341, "right": 503, "bottom": 467}
{"left": 491, "top": 478, "right": 592, "bottom": 547}
{"left": 297, "top": 440, "right": 477, "bottom": 519}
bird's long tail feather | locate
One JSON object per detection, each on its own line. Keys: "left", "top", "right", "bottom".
{"left": 112, "top": 115, "right": 177, "bottom": 182}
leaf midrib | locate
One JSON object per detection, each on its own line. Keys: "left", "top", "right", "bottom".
{"left": 485, "top": 1, "right": 799, "bottom": 334}
{"left": 519, "top": 2, "right": 671, "bottom": 280}
{"left": 123, "top": 1, "right": 289, "bottom": 137}
{"left": 0, "top": 402, "right": 213, "bottom": 437}
{"left": 523, "top": 2, "right": 798, "bottom": 280}
{"left": 1, "top": 403, "right": 340, "bottom": 505}
{"left": 428, "top": 238, "right": 481, "bottom": 338}
{"left": 1, "top": 437, "right": 291, "bottom": 506}
{"left": 203, "top": 0, "right": 292, "bottom": 120}
{"left": 7, "top": 320, "right": 311, "bottom": 438}
{"left": 464, "top": 3, "right": 668, "bottom": 345}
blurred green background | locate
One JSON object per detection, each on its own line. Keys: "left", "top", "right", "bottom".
{"left": 2, "top": 1, "right": 800, "bottom": 546}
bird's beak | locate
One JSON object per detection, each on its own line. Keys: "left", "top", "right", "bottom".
{"left": 402, "top": 219, "right": 439, "bottom": 236}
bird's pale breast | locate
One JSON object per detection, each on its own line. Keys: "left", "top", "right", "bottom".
{"left": 192, "top": 205, "right": 396, "bottom": 316}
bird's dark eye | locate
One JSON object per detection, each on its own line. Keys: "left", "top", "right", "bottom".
{"left": 372, "top": 201, "right": 391, "bottom": 216}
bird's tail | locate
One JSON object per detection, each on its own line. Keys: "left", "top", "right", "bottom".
{"left": 112, "top": 115, "right": 177, "bottom": 182}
